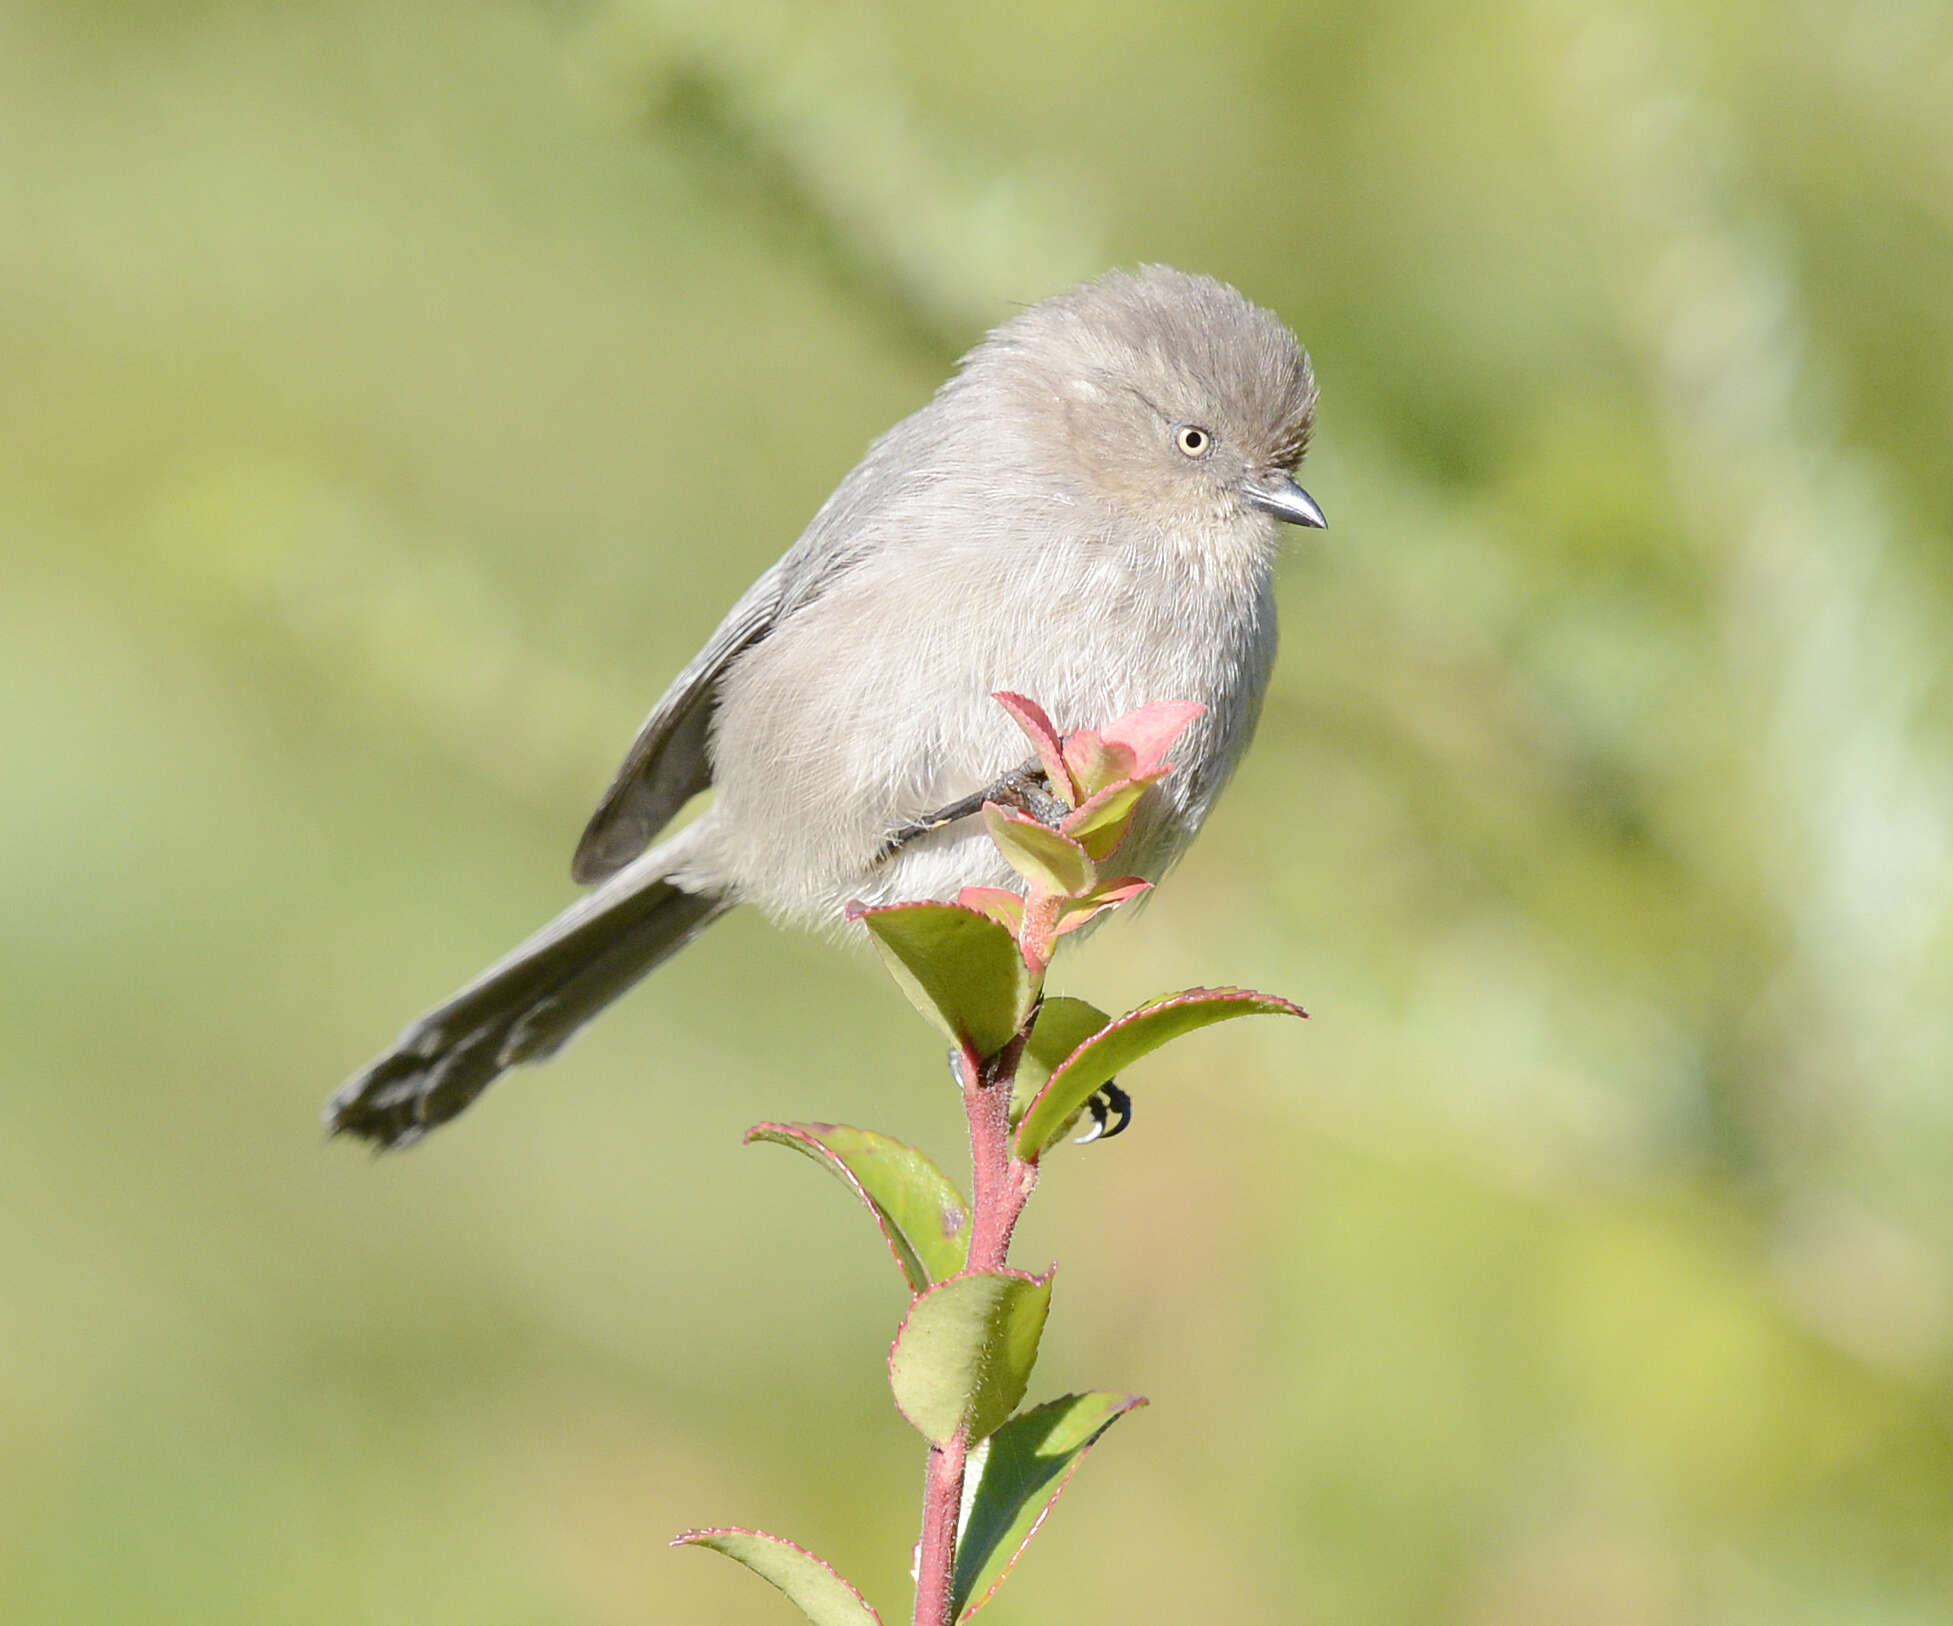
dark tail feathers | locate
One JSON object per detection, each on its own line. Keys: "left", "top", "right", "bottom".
{"left": 327, "top": 846, "right": 730, "bottom": 1150}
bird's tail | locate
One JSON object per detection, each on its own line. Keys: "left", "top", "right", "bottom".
{"left": 326, "top": 829, "right": 731, "bottom": 1150}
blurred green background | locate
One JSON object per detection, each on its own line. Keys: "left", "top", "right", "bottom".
{"left": 5, "top": 0, "right": 1952, "bottom": 1621}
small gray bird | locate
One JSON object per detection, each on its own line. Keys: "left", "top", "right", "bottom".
{"left": 328, "top": 265, "right": 1325, "bottom": 1149}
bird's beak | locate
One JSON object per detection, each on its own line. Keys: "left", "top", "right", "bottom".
{"left": 1245, "top": 474, "right": 1328, "bottom": 529}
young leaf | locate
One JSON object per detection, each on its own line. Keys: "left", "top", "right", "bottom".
{"left": 951, "top": 1392, "right": 1147, "bottom": 1617}
{"left": 849, "top": 900, "right": 1037, "bottom": 1058}
{"left": 1015, "top": 987, "right": 1307, "bottom": 1159}
{"left": 746, "top": 1122, "right": 970, "bottom": 1293}
{"left": 1055, "top": 729, "right": 1138, "bottom": 799}
{"left": 981, "top": 805, "right": 1097, "bottom": 899}
{"left": 672, "top": 1528, "right": 882, "bottom": 1626}
{"left": 889, "top": 1269, "right": 1053, "bottom": 1448}
{"left": 1096, "top": 700, "right": 1204, "bottom": 775}
{"left": 1009, "top": 996, "right": 1111, "bottom": 1122}
{"left": 1052, "top": 877, "right": 1151, "bottom": 938}
{"left": 955, "top": 886, "right": 1025, "bottom": 935}
{"left": 1058, "top": 772, "right": 1165, "bottom": 860}
{"left": 992, "top": 691, "right": 1077, "bottom": 805}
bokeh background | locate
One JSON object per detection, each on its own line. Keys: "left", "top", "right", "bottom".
{"left": 5, "top": 0, "right": 1953, "bottom": 1621}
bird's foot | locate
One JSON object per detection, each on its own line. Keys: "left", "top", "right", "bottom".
{"left": 1073, "top": 1082, "right": 1133, "bottom": 1144}
{"left": 881, "top": 757, "right": 1067, "bottom": 855}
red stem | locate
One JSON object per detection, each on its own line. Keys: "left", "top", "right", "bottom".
{"left": 912, "top": 721, "right": 1170, "bottom": 1622}
{"left": 910, "top": 1435, "right": 967, "bottom": 1626}
{"left": 911, "top": 1026, "right": 1043, "bottom": 1626}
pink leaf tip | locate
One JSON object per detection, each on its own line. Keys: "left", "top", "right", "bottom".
{"left": 1098, "top": 701, "right": 1205, "bottom": 776}
{"left": 992, "top": 692, "right": 1077, "bottom": 804}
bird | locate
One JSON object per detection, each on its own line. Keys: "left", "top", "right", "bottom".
{"left": 327, "top": 265, "right": 1325, "bottom": 1150}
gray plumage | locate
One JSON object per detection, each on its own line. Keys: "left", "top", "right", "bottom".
{"left": 328, "top": 265, "right": 1323, "bottom": 1149}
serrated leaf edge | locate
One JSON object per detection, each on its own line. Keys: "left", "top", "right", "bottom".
{"left": 1016, "top": 986, "right": 1308, "bottom": 1159}
{"left": 848, "top": 896, "right": 1036, "bottom": 1055}
{"left": 992, "top": 690, "right": 1078, "bottom": 804}
{"left": 672, "top": 1526, "right": 882, "bottom": 1626}
{"left": 955, "top": 1393, "right": 1149, "bottom": 1620}
{"left": 745, "top": 1121, "right": 969, "bottom": 1295}
{"left": 1057, "top": 770, "right": 1165, "bottom": 859}
{"left": 981, "top": 803, "right": 1097, "bottom": 897}
{"left": 887, "top": 1267, "right": 1056, "bottom": 1447}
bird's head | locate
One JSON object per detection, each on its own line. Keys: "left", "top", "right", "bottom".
{"left": 974, "top": 265, "right": 1326, "bottom": 540}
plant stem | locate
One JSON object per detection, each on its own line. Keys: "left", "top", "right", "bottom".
{"left": 911, "top": 1433, "right": 968, "bottom": 1626}
{"left": 911, "top": 1033, "right": 1042, "bottom": 1626}
{"left": 965, "top": 1038, "right": 1035, "bottom": 1271}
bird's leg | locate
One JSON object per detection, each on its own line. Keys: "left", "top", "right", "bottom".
{"left": 881, "top": 757, "right": 1067, "bottom": 856}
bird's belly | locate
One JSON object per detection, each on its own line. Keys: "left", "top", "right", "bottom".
{"left": 699, "top": 547, "right": 1275, "bottom": 930}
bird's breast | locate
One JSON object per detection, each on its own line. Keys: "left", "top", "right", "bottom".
{"left": 700, "top": 523, "right": 1278, "bottom": 927}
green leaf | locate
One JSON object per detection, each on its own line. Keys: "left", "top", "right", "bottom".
{"left": 746, "top": 1122, "right": 970, "bottom": 1293}
{"left": 888, "top": 1270, "right": 1053, "bottom": 1447}
{"left": 981, "top": 804, "right": 1097, "bottom": 897}
{"left": 672, "top": 1528, "right": 882, "bottom": 1626}
{"left": 850, "top": 900, "right": 1037, "bottom": 1058}
{"left": 1057, "top": 772, "right": 1163, "bottom": 860}
{"left": 1015, "top": 986, "right": 1307, "bottom": 1159}
{"left": 952, "top": 1392, "right": 1147, "bottom": 1618}
{"left": 1009, "top": 996, "right": 1111, "bottom": 1124}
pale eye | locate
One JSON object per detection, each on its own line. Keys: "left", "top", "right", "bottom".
{"left": 1175, "top": 424, "right": 1211, "bottom": 458}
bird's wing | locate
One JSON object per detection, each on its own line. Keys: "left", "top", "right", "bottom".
{"left": 571, "top": 407, "right": 921, "bottom": 883}
{"left": 570, "top": 561, "right": 787, "bottom": 882}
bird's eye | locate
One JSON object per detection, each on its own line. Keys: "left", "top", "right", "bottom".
{"left": 1175, "top": 425, "right": 1211, "bottom": 458}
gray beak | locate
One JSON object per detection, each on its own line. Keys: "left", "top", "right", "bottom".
{"left": 1245, "top": 474, "right": 1328, "bottom": 529}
